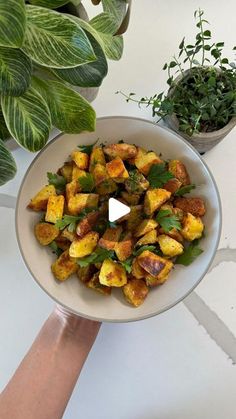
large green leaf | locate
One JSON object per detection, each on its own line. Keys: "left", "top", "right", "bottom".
{"left": 102, "top": 0, "right": 127, "bottom": 31}
{"left": 53, "top": 31, "right": 108, "bottom": 87}
{"left": 0, "top": 47, "right": 32, "bottom": 96}
{"left": 90, "top": 13, "right": 118, "bottom": 35}
{"left": 0, "top": 108, "right": 10, "bottom": 140}
{"left": 71, "top": 16, "right": 124, "bottom": 61}
{"left": 22, "top": 5, "right": 96, "bottom": 69}
{"left": 28, "top": 0, "right": 69, "bottom": 8}
{"left": 0, "top": 0, "right": 26, "bottom": 48}
{"left": 0, "top": 139, "right": 17, "bottom": 186}
{"left": 1, "top": 86, "right": 51, "bottom": 152}
{"left": 32, "top": 78, "right": 96, "bottom": 133}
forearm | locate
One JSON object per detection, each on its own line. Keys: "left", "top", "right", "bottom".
{"left": 0, "top": 308, "right": 100, "bottom": 419}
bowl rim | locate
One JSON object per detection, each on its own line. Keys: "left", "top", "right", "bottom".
{"left": 15, "top": 115, "right": 222, "bottom": 323}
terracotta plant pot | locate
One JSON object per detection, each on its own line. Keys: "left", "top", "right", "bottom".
{"left": 165, "top": 69, "right": 236, "bottom": 153}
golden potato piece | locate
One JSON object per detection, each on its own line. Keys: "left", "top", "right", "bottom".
{"left": 69, "top": 231, "right": 99, "bottom": 257}
{"left": 181, "top": 213, "right": 204, "bottom": 241}
{"left": 123, "top": 278, "right": 149, "bottom": 307}
{"left": 89, "top": 147, "right": 106, "bottom": 172}
{"left": 134, "top": 147, "right": 162, "bottom": 175}
{"left": 58, "top": 162, "right": 73, "bottom": 183}
{"left": 71, "top": 164, "right": 87, "bottom": 181}
{"left": 157, "top": 234, "right": 184, "bottom": 257}
{"left": 92, "top": 164, "right": 117, "bottom": 195}
{"left": 77, "top": 264, "right": 96, "bottom": 283}
{"left": 76, "top": 211, "right": 99, "bottom": 237}
{"left": 86, "top": 272, "right": 111, "bottom": 295}
{"left": 174, "top": 197, "right": 206, "bottom": 217}
{"left": 68, "top": 193, "right": 98, "bottom": 215}
{"left": 61, "top": 227, "right": 76, "bottom": 242}
{"left": 71, "top": 150, "right": 89, "bottom": 170}
{"left": 34, "top": 222, "right": 59, "bottom": 246}
{"left": 120, "top": 191, "right": 140, "bottom": 206}
{"left": 136, "top": 229, "right": 158, "bottom": 246}
{"left": 168, "top": 160, "right": 190, "bottom": 185}
{"left": 55, "top": 236, "right": 70, "bottom": 251}
{"left": 126, "top": 205, "right": 143, "bottom": 231}
{"left": 144, "top": 188, "right": 171, "bottom": 215}
{"left": 106, "top": 157, "right": 129, "bottom": 182}
{"left": 28, "top": 185, "right": 56, "bottom": 211}
{"left": 137, "top": 250, "right": 173, "bottom": 279}
{"left": 172, "top": 207, "right": 184, "bottom": 221}
{"left": 159, "top": 227, "right": 184, "bottom": 243}
{"left": 104, "top": 143, "right": 137, "bottom": 160}
{"left": 51, "top": 249, "right": 77, "bottom": 281}
{"left": 66, "top": 180, "right": 79, "bottom": 202}
{"left": 131, "top": 258, "right": 147, "bottom": 279}
{"left": 99, "top": 226, "right": 123, "bottom": 250}
{"left": 45, "top": 195, "right": 64, "bottom": 224}
{"left": 99, "top": 259, "right": 127, "bottom": 287}
{"left": 93, "top": 164, "right": 108, "bottom": 186}
{"left": 134, "top": 219, "right": 158, "bottom": 237}
{"left": 125, "top": 170, "right": 149, "bottom": 194}
{"left": 114, "top": 232, "right": 133, "bottom": 261}
{"left": 145, "top": 273, "right": 169, "bottom": 287}
{"left": 163, "top": 178, "right": 182, "bottom": 194}
{"left": 96, "top": 179, "right": 118, "bottom": 195}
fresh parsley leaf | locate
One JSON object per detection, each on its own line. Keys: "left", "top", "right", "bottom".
{"left": 175, "top": 240, "right": 203, "bottom": 266}
{"left": 47, "top": 172, "right": 67, "bottom": 192}
{"left": 77, "top": 140, "right": 98, "bottom": 155}
{"left": 78, "top": 173, "right": 95, "bottom": 192}
{"left": 77, "top": 247, "right": 115, "bottom": 267}
{"left": 156, "top": 209, "right": 181, "bottom": 232}
{"left": 133, "top": 245, "right": 156, "bottom": 256}
{"left": 174, "top": 184, "right": 196, "bottom": 196}
{"left": 55, "top": 208, "right": 96, "bottom": 232}
{"left": 121, "top": 257, "right": 133, "bottom": 273}
{"left": 49, "top": 241, "right": 63, "bottom": 257}
{"left": 147, "top": 163, "right": 174, "bottom": 188}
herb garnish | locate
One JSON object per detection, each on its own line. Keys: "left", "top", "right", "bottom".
{"left": 77, "top": 247, "right": 115, "bottom": 267}
{"left": 156, "top": 209, "right": 181, "bottom": 232}
{"left": 147, "top": 163, "right": 174, "bottom": 188}
{"left": 55, "top": 208, "right": 96, "bottom": 232}
{"left": 175, "top": 239, "right": 203, "bottom": 265}
{"left": 175, "top": 184, "right": 196, "bottom": 196}
{"left": 77, "top": 140, "right": 98, "bottom": 155}
{"left": 78, "top": 173, "right": 95, "bottom": 192}
{"left": 49, "top": 241, "right": 63, "bottom": 257}
{"left": 47, "top": 172, "right": 66, "bottom": 192}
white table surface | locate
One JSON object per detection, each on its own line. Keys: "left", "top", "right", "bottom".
{"left": 1, "top": 1, "right": 236, "bottom": 418}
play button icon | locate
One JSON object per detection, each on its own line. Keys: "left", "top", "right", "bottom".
{"left": 108, "top": 198, "right": 130, "bottom": 222}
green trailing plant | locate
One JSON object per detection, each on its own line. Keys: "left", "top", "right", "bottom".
{"left": 0, "top": 0, "right": 130, "bottom": 186}
{"left": 119, "top": 9, "right": 236, "bottom": 137}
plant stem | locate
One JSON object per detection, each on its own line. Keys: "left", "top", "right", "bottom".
{"left": 198, "top": 9, "right": 205, "bottom": 66}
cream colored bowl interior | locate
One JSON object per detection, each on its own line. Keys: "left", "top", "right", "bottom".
{"left": 16, "top": 117, "right": 221, "bottom": 322}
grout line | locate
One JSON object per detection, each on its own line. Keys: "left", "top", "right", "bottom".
{"left": 184, "top": 291, "right": 236, "bottom": 364}
{"left": 0, "top": 194, "right": 16, "bottom": 209}
{"left": 208, "top": 247, "right": 236, "bottom": 272}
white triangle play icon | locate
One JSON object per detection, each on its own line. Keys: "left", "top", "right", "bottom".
{"left": 108, "top": 198, "right": 130, "bottom": 222}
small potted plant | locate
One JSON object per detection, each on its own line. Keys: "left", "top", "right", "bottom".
{"left": 120, "top": 9, "right": 236, "bottom": 154}
{"left": 0, "top": 0, "right": 131, "bottom": 186}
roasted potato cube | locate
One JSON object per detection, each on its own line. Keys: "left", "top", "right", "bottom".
{"left": 99, "top": 226, "right": 123, "bottom": 250}
{"left": 144, "top": 188, "right": 171, "bottom": 215}
{"left": 157, "top": 234, "right": 184, "bottom": 257}
{"left": 92, "top": 164, "right": 117, "bottom": 194}
{"left": 173, "top": 207, "right": 184, "bottom": 221}
{"left": 34, "top": 222, "right": 59, "bottom": 245}
{"left": 120, "top": 191, "right": 140, "bottom": 206}
{"left": 76, "top": 211, "right": 99, "bottom": 237}
{"left": 106, "top": 157, "right": 129, "bottom": 182}
{"left": 163, "top": 178, "right": 182, "bottom": 194}
{"left": 181, "top": 213, "right": 204, "bottom": 241}
{"left": 168, "top": 160, "right": 190, "bottom": 185}
{"left": 61, "top": 227, "right": 76, "bottom": 242}
{"left": 125, "top": 170, "right": 149, "bottom": 194}
{"left": 89, "top": 147, "right": 106, "bottom": 172}
{"left": 145, "top": 273, "right": 169, "bottom": 287}
{"left": 160, "top": 203, "right": 174, "bottom": 212}
{"left": 66, "top": 180, "right": 79, "bottom": 202}
{"left": 136, "top": 229, "right": 158, "bottom": 246}
{"left": 71, "top": 150, "right": 89, "bottom": 170}
{"left": 86, "top": 272, "right": 111, "bottom": 295}
{"left": 71, "top": 164, "right": 87, "bottom": 181}
{"left": 51, "top": 249, "right": 77, "bottom": 281}
{"left": 174, "top": 197, "right": 206, "bottom": 217}
{"left": 77, "top": 264, "right": 96, "bottom": 283}
{"left": 93, "top": 164, "right": 108, "bottom": 186}
{"left": 159, "top": 227, "right": 184, "bottom": 243}
{"left": 137, "top": 250, "right": 173, "bottom": 279}
{"left": 123, "top": 278, "right": 149, "bottom": 307}
{"left": 58, "top": 162, "right": 73, "bottom": 183}
{"left": 134, "top": 147, "right": 162, "bottom": 175}
{"left": 99, "top": 259, "right": 127, "bottom": 287}
{"left": 126, "top": 205, "right": 143, "bottom": 231}
{"left": 68, "top": 193, "right": 98, "bottom": 215}
{"left": 55, "top": 236, "right": 70, "bottom": 250}
{"left": 69, "top": 231, "right": 99, "bottom": 257}
{"left": 131, "top": 258, "right": 147, "bottom": 279}
{"left": 114, "top": 232, "right": 133, "bottom": 261}
{"left": 104, "top": 143, "right": 137, "bottom": 160}
{"left": 45, "top": 195, "right": 64, "bottom": 224}
{"left": 134, "top": 219, "right": 158, "bottom": 237}
{"left": 96, "top": 179, "right": 118, "bottom": 195}
{"left": 28, "top": 185, "right": 56, "bottom": 211}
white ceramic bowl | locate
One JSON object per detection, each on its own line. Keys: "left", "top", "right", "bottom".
{"left": 16, "top": 116, "right": 221, "bottom": 322}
